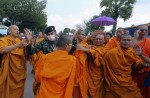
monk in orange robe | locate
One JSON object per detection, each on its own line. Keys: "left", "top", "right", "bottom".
{"left": 132, "top": 25, "right": 150, "bottom": 98}
{"left": 78, "top": 33, "right": 106, "bottom": 98}
{"left": 104, "top": 28, "right": 124, "bottom": 50}
{"left": 86, "top": 30, "right": 108, "bottom": 45}
{"left": 35, "top": 34, "right": 76, "bottom": 98}
{"left": 35, "top": 32, "right": 44, "bottom": 44}
{"left": 0, "top": 25, "right": 27, "bottom": 98}
{"left": 88, "top": 34, "right": 106, "bottom": 98}
{"left": 102, "top": 34, "right": 145, "bottom": 98}
{"left": 29, "top": 31, "right": 44, "bottom": 69}
{"left": 72, "top": 29, "right": 88, "bottom": 98}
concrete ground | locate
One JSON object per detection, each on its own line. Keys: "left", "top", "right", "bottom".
{"left": 24, "top": 61, "right": 34, "bottom": 98}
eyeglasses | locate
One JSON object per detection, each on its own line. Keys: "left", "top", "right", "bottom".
{"left": 140, "top": 29, "right": 148, "bottom": 32}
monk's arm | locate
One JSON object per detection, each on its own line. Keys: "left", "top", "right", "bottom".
{"left": 139, "top": 55, "right": 150, "bottom": 63}
{"left": 0, "top": 43, "right": 21, "bottom": 54}
{"left": 0, "top": 39, "right": 28, "bottom": 54}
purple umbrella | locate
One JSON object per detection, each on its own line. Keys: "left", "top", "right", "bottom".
{"left": 91, "top": 16, "right": 116, "bottom": 26}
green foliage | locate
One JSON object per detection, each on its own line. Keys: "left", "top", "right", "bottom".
{"left": 0, "top": 0, "right": 47, "bottom": 33}
{"left": 70, "top": 29, "right": 76, "bottom": 34}
{"left": 100, "top": 0, "right": 136, "bottom": 35}
{"left": 63, "top": 28, "right": 71, "bottom": 34}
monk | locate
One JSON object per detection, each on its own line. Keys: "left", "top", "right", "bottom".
{"left": 0, "top": 25, "right": 27, "bottom": 98}
{"left": 104, "top": 28, "right": 124, "bottom": 50}
{"left": 35, "top": 34, "right": 76, "bottom": 98}
{"left": 72, "top": 29, "right": 88, "bottom": 98}
{"left": 132, "top": 25, "right": 150, "bottom": 98}
{"left": 78, "top": 33, "right": 106, "bottom": 98}
{"left": 35, "top": 32, "right": 44, "bottom": 44}
{"left": 29, "top": 31, "right": 44, "bottom": 70}
{"left": 102, "top": 34, "right": 147, "bottom": 98}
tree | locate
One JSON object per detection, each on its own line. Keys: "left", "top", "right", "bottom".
{"left": 70, "top": 29, "right": 76, "bottom": 34}
{"left": 63, "top": 28, "right": 71, "bottom": 35}
{"left": 100, "top": 0, "right": 136, "bottom": 35}
{"left": 0, "top": 0, "right": 47, "bottom": 33}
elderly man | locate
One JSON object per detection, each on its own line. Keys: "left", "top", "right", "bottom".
{"left": 132, "top": 25, "right": 150, "bottom": 98}
{"left": 0, "top": 25, "right": 27, "bottom": 98}
{"left": 102, "top": 34, "right": 149, "bottom": 98}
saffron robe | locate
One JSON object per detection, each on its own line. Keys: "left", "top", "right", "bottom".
{"left": 104, "top": 37, "right": 120, "bottom": 51}
{"left": 134, "top": 37, "right": 150, "bottom": 98}
{"left": 88, "top": 46, "right": 106, "bottom": 98}
{"left": 35, "top": 50, "right": 76, "bottom": 98}
{"left": 72, "top": 42, "right": 88, "bottom": 98}
{"left": 0, "top": 35, "right": 26, "bottom": 98}
{"left": 102, "top": 46, "right": 143, "bottom": 98}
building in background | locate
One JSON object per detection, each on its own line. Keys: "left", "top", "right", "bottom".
{"left": 124, "top": 22, "right": 150, "bottom": 37}
{"left": 0, "top": 22, "right": 8, "bottom": 37}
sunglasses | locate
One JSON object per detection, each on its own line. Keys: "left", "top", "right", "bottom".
{"left": 140, "top": 29, "right": 148, "bottom": 32}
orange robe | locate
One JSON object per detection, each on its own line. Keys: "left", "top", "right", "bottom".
{"left": 35, "top": 50, "right": 76, "bottom": 98}
{"left": 35, "top": 37, "right": 44, "bottom": 44}
{"left": 88, "top": 46, "right": 105, "bottom": 98}
{"left": 72, "top": 42, "right": 88, "bottom": 98}
{"left": 104, "top": 37, "right": 120, "bottom": 50}
{"left": 0, "top": 35, "right": 26, "bottom": 98}
{"left": 134, "top": 37, "right": 150, "bottom": 98}
{"left": 102, "top": 46, "right": 143, "bottom": 98}
{"left": 29, "top": 37, "right": 44, "bottom": 66}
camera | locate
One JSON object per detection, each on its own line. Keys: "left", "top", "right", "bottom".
{"left": 68, "top": 39, "right": 77, "bottom": 54}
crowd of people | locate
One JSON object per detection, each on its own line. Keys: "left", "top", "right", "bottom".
{"left": 0, "top": 24, "right": 150, "bottom": 98}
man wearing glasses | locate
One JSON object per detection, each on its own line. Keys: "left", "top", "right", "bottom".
{"left": 132, "top": 25, "right": 150, "bottom": 98}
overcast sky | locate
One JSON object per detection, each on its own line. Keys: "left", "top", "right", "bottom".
{"left": 45, "top": 0, "right": 150, "bottom": 32}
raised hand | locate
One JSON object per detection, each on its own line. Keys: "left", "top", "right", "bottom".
{"left": 134, "top": 44, "right": 143, "bottom": 56}
{"left": 24, "top": 28, "right": 33, "bottom": 44}
{"left": 19, "top": 39, "right": 28, "bottom": 47}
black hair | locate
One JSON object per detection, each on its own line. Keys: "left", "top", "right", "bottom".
{"left": 106, "top": 32, "right": 112, "bottom": 38}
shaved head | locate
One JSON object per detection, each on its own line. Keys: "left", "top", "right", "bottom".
{"left": 8, "top": 25, "right": 19, "bottom": 38}
{"left": 56, "top": 34, "right": 72, "bottom": 47}
{"left": 120, "top": 34, "right": 132, "bottom": 40}
{"left": 94, "top": 34, "right": 105, "bottom": 46}
{"left": 138, "top": 25, "right": 148, "bottom": 30}
{"left": 120, "top": 34, "right": 132, "bottom": 49}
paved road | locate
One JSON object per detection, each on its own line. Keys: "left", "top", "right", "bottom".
{"left": 24, "top": 61, "right": 34, "bottom": 98}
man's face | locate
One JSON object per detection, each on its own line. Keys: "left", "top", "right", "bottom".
{"left": 116, "top": 29, "right": 124, "bottom": 38}
{"left": 106, "top": 34, "right": 111, "bottom": 39}
{"left": 120, "top": 35, "right": 132, "bottom": 49}
{"left": 38, "top": 32, "right": 43, "bottom": 38}
{"left": 77, "top": 32, "right": 86, "bottom": 41}
{"left": 138, "top": 26, "right": 148, "bottom": 37}
{"left": 94, "top": 34, "right": 105, "bottom": 46}
{"left": 9, "top": 25, "right": 19, "bottom": 37}
{"left": 47, "top": 31, "right": 56, "bottom": 41}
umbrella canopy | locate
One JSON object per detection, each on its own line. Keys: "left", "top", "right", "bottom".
{"left": 91, "top": 16, "right": 116, "bottom": 26}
